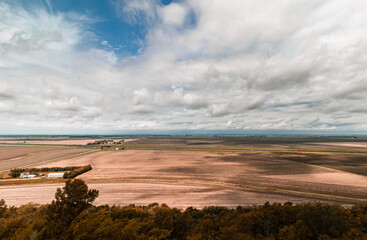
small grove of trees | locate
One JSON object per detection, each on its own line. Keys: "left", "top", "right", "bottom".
{"left": 63, "top": 165, "right": 92, "bottom": 179}
{"left": 0, "top": 180, "right": 367, "bottom": 239}
{"left": 86, "top": 139, "right": 124, "bottom": 145}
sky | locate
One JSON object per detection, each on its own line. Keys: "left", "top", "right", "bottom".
{"left": 1, "top": 0, "right": 367, "bottom": 135}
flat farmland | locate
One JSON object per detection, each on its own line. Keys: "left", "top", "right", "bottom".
{"left": 1, "top": 136, "right": 367, "bottom": 208}
{"left": 0, "top": 139, "right": 135, "bottom": 145}
{"left": 0, "top": 146, "right": 96, "bottom": 172}
{"left": 0, "top": 181, "right": 334, "bottom": 208}
{"left": 0, "top": 146, "right": 64, "bottom": 161}
{"left": 123, "top": 136, "right": 367, "bottom": 150}
{"left": 33, "top": 146, "right": 367, "bottom": 206}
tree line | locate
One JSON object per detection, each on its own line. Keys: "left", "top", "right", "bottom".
{"left": 63, "top": 165, "right": 92, "bottom": 179}
{"left": 0, "top": 180, "right": 366, "bottom": 239}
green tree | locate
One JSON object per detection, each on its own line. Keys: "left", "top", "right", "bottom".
{"left": 38, "top": 179, "right": 99, "bottom": 239}
{"left": 51, "top": 179, "right": 99, "bottom": 223}
{"left": 0, "top": 199, "right": 6, "bottom": 218}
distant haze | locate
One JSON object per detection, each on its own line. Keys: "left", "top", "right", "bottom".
{"left": 1, "top": 0, "right": 367, "bottom": 134}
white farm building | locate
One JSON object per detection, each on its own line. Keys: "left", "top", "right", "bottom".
{"left": 48, "top": 172, "right": 64, "bottom": 178}
{"left": 20, "top": 172, "right": 37, "bottom": 179}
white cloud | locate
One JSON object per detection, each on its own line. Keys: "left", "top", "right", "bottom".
{"left": 0, "top": 3, "right": 82, "bottom": 51}
{"left": 112, "top": 0, "right": 158, "bottom": 25}
{"left": 206, "top": 104, "right": 232, "bottom": 117}
{"left": 159, "top": 3, "right": 187, "bottom": 27}
{"left": 1, "top": 1, "right": 367, "bottom": 133}
{"left": 45, "top": 97, "right": 80, "bottom": 111}
{"left": 88, "top": 48, "right": 118, "bottom": 65}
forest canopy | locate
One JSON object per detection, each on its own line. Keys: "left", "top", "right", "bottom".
{"left": 0, "top": 180, "right": 366, "bottom": 240}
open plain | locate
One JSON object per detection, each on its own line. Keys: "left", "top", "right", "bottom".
{"left": 1, "top": 136, "right": 367, "bottom": 208}
{"left": 0, "top": 138, "right": 132, "bottom": 145}
{"left": 0, "top": 146, "right": 95, "bottom": 175}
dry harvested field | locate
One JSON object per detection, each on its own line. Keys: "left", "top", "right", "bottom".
{"left": 123, "top": 136, "right": 367, "bottom": 149}
{"left": 310, "top": 142, "right": 367, "bottom": 148}
{"left": 33, "top": 146, "right": 367, "bottom": 206}
{"left": 0, "top": 138, "right": 136, "bottom": 145}
{"left": 0, "top": 146, "right": 62, "bottom": 161}
{"left": 0, "top": 146, "right": 95, "bottom": 173}
{"left": 0, "top": 181, "right": 335, "bottom": 208}
{"left": 1, "top": 136, "right": 367, "bottom": 208}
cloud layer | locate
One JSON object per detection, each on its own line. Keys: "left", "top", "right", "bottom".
{"left": 1, "top": 0, "right": 367, "bottom": 134}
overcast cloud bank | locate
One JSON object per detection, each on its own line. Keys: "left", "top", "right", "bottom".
{"left": 1, "top": 0, "right": 367, "bottom": 134}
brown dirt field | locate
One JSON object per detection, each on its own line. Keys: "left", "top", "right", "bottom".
{"left": 32, "top": 149, "right": 367, "bottom": 206}
{"left": 310, "top": 142, "right": 367, "bottom": 148}
{"left": 0, "top": 146, "right": 96, "bottom": 172}
{"left": 271, "top": 152, "right": 367, "bottom": 176}
{"left": 263, "top": 172, "right": 367, "bottom": 188}
{"left": 0, "top": 178, "right": 66, "bottom": 186}
{"left": 0, "top": 146, "right": 62, "bottom": 161}
{"left": 0, "top": 181, "right": 347, "bottom": 208}
{"left": 35, "top": 150, "right": 249, "bottom": 182}
{"left": 124, "top": 136, "right": 367, "bottom": 150}
{"left": 2, "top": 137, "right": 367, "bottom": 208}
{"left": 0, "top": 139, "right": 133, "bottom": 145}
